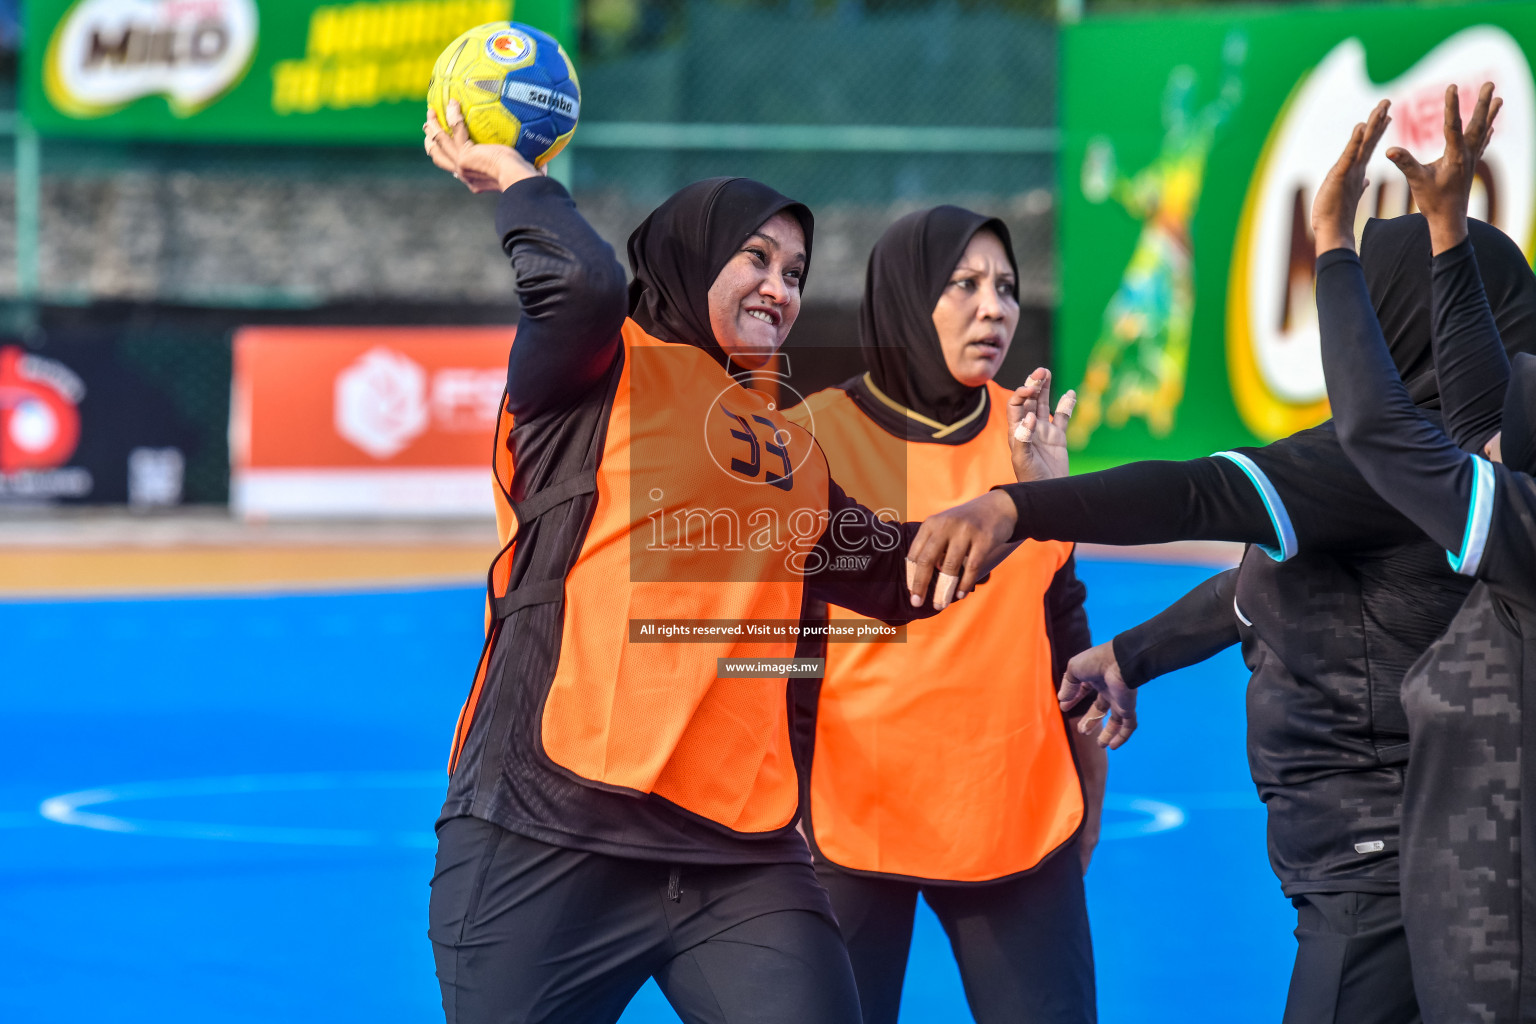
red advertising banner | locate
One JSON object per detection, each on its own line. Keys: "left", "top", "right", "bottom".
{"left": 231, "top": 326, "right": 513, "bottom": 517}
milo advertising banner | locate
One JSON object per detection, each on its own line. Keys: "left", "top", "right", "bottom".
{"left": 24, "top": 0, "right": 573, "bottom": 141}
{"left": 1059, "top": 2, "right": 1536, "bottom": 469}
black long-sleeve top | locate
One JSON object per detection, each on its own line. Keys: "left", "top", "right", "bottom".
{"left": 1069, "top": 244, "right": 1515, "bottom": 697}
{"left": 974, "top": 243, "right": 1524, "bottom": 894}
{"left": 1320, "top": 245, "right": 1536, "bottom": 611}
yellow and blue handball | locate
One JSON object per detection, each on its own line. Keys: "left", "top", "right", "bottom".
{"left": 428, "top": 22, "right": 581, "bottom": 169}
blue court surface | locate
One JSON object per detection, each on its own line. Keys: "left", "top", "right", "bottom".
{"left": 0, "top": 558, "right": 1292, "bottom": 1023}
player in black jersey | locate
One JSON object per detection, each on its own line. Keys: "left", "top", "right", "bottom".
{"left": 1314, "top": 83, "right": 1536, "bottom": 1024}
{"left": 899, "top": 99, "right": 1535, "bottom": 1024}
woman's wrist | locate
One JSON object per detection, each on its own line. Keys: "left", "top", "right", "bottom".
{"left": 1426, "top": 212, "right": 1470, "bottom": 256}
{"left": 1313, "top": 225, "right": 1356, "bottom": 257}
{"left": 495, "top": 151, "right": 542, "bottom": 191}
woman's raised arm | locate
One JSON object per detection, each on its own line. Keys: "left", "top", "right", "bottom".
{"left": 425, "top": 101, "right": 628, "bottom": 419}
{"left": 1318, "top": 94, "right": 1492, "bottom": 569}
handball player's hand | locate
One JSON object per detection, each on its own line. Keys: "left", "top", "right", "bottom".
{"left": 1387, "top": 82, "right": 1501, "bottom": 255}
{"left": 1312, "top": 99, "right": 1392, "bottom": 256}
{"left": 1007, "top": 367, "right": 1077, "bottom": 482}
{"left": 905, "top": 490, "right": 1018, "bottom": 610}
{"left": 1059, "top": 640, "right": 1137, "bottom": 749}
{"left": 424, "top": 99, "right": 543, "bottom": 193}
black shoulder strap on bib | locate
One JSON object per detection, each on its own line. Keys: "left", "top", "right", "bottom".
{"left": 510, "top": 469, "right": 597, "bottom": 524}
{"left": 490, "top": 468, "right": 599, "bottom": 621}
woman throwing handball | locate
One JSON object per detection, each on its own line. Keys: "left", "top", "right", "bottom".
{"left": 787, "top": 207, "right": 1101, "bottom": 1024}
{"left": 419, "top": 102, "right": 1061, "bottom": 1024}
{"left": 1313, "top": 85, "right": 1536, "bottom": 1023}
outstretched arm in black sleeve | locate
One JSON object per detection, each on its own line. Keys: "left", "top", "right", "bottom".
{"left": 1112, "top": 568, "right": 1240, "bottom": 688}
{"left": 1055, "top": 568, "right": 1240, "bottom": 751}
{"left": 808, "top": 480, "right": 941, "bottom": 625}
{"left": 996, "top": 429, "right": 1426, "bottom": 558}
{"left": 1313, "top": 97, "right": 1489, "bottom": 571}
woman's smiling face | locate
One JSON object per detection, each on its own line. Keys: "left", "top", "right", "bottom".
{"left": 707, "top": 212, "right": 807, "bottom": 369}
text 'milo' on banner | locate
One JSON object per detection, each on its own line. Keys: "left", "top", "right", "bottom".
{"left": 25, "top": 0, "right": 574, "bottom": 142}
{"left": 1059, "top": 1, "right": 1536, "bottom": 471}
{"left": 230, "top": 326, "right": 512, "bottom": 518}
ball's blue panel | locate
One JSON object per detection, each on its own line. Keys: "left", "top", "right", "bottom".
{"left": 517, "top": 115, "right": 559, "bottom": 157}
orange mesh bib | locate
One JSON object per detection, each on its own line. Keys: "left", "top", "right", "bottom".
{"left": 456, "top": 320, "right": 829, "bottom": 834}
{"left": 788, "top": 380, "right": 1082, "bottom": 880}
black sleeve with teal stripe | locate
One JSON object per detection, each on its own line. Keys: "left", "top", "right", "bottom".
{"left": 998, "top": 459, "right": 1275, "bottom": 549}
{"left": 1317, "top": 248, "right": 1492, "bottom": 577}
{"left": 996, "top": 420, "right": 1433, "bottom": 557}
{"left": 496, "top": 177, "right": 629, "bottom": 419}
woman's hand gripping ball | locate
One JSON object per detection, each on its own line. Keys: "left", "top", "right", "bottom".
{"left": 424, "top": 99, "right": 544, "bottom": 194}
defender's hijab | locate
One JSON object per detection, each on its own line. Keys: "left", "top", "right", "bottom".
{"left": 1362, "top": 214, "right": 1536, "bottom": 406}
{"left": 860, "top": 206, "right": 1018, "bottom": 426}
{"left": 627, "top": 177, "right": 814, "bottom": 367}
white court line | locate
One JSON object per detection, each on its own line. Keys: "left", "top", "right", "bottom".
{"left": 1152, "top": 791, "right": 1263, "bottom": 811}
{"left": 37, "top": 771, "right": 442, "bottom": 848}
{"left": 35, "top": 775, "right": 1195, "bottom": 847}
{"left": 1098, "top": 795, "right": 1186, "bottom": 840}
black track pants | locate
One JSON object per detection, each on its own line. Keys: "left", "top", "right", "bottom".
{"left": 428, "top": 816, "right": 862, "bottom": 1024}
{"left": 1281, "top": 892, "right": 1419, "bottom": 1024}
{"left": 815, "top": 842, "right": 1095, "bottom": 1024}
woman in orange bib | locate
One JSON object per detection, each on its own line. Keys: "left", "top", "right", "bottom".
{"left": 419, "top": 106, "right": 1025, "bottom": 1024}
{"left": 788, "top": 208, "right": 1105, "bottom": 1024}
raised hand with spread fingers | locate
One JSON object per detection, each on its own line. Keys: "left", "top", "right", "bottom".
{"left": 1385, "top": 82, "right": 1501, "bottom": 255}
{"left": 1311, "top": 98, "right": 1392, "bottom": 257}
{"left": 1007, "top": 367, "right": 1078, "bottom": 483}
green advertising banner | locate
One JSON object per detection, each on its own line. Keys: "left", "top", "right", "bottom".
{"left": 23, "top": 0, "right": 574, "bottom": 142}
{"left": 1059, "top": 1, "right": 1536, "bottom": 471}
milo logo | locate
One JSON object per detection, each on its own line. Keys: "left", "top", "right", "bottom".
{"left": 43, "top": 0, "right": 259, "bottom": 119}
{"left": 1228, "top": 26, "right": 1536, "bottom": 439}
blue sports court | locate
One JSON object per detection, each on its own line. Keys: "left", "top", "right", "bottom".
{"left": 0, "top": 556, "right": 1293, "bottom": 1023}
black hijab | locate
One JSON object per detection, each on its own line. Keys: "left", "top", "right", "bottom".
{"left": 627, "top": 177, "right": 814, "bottom": 367}
{"left": 1362, "top": 214, "right": 1536, "bottom": 406}
{"left": 1501, "top": 352, "right": 1536, "bottom": 475}
{"left": 860, "top": 206, "right": 1018, "bottom": 426}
